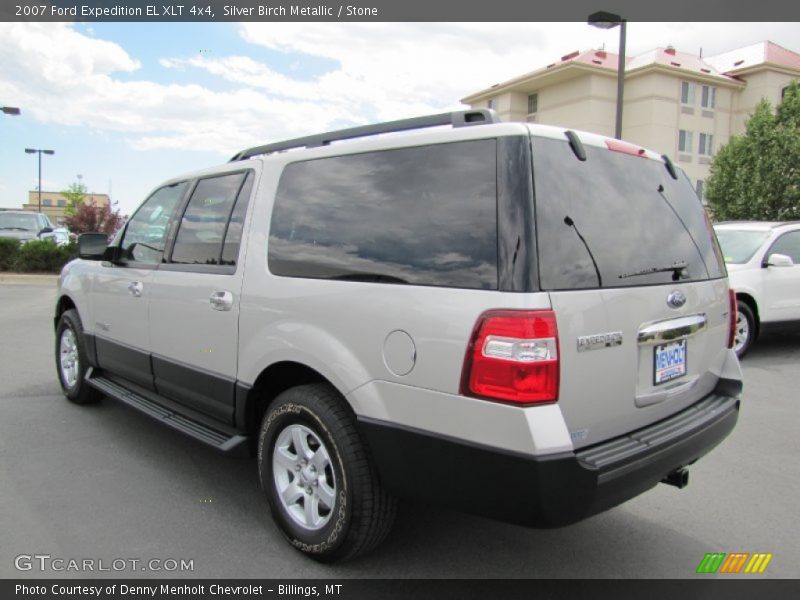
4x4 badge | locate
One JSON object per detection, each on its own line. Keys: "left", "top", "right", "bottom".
{"left": 667, "top": 290, "right": 687, "bottom": 308}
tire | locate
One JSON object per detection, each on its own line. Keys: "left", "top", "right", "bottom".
{"left": 258, "top": 383, "right": 397, "bottom": 562}
{"left": 55, "top": 309, "right": 101, "bottom": 405}
{"left": 734, "top": 300, "right": 756, "bottom": 358}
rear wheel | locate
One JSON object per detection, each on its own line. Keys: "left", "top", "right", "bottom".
{"left": 258, "top": 383, "right": 396, "bottom": 562}
{"left": 734, "top": 300, "right": 756, "bottom": 358}
{"left": 55, "top": 309, "right": 101, "bottom": 404}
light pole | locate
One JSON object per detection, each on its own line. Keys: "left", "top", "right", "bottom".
{"left": 588, "top": 11, "right": 626, "bottom": 140}
{"left": 1, "top": 106, "right": 21, "bottom": 116}
{"left": 25, "top": 148, "right": 55, "bottom": 214}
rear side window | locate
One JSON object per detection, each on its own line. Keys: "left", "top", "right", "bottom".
{"left": 268, "top": 140, "right": 498, "bottom": 289}
{"left": 532, "top": 137, "right": 724, "bottom": 290}
{"left": 171, "top": 172, "right": 249, "bottom": 265}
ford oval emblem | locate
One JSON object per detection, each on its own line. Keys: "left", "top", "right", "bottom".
{"left": 667, "top": 290, "right": 687, "bottom": 309}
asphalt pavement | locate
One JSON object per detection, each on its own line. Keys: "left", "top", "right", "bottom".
{"left": 1, "top": 280, "right": 798, "bottom": 579}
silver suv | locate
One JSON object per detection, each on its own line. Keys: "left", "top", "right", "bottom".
{"left": 55, "top": 110, "right": 742, "bottom": 562}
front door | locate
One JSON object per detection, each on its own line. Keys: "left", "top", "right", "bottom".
{"left": 92, "top": 182, "right": 188, "bottom": 389}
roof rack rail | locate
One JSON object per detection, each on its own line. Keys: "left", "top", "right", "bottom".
{"left": 229, "top": 109, "right": 500, "bottom": 162}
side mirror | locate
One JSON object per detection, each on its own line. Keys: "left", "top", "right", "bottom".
{"left": 78, "top": 232, "right": 109, "bottom": 260}
{"left": 765, "top": 253, "right": 794, "bottom": 268}
{"left": 39, "top": 226, "right": 54, "bottom": 235}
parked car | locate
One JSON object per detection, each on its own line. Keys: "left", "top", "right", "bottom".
{"left": 54, "top": 110, "right": 742, "bottom": 562}
{"left": 51, "top": 227, "right": 73, "bottom": 247}
{"left": 0, "top": 210, "right": 56, "bottom": 244}
{"left": 714, "top": 221, "right": 800, "bottom": 356}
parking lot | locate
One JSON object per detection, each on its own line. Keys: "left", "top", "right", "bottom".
{"left": 1, "top": 278, "right": 798, "bottom": 579}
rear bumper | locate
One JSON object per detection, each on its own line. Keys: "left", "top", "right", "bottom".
{"left": 357, "top": 381, "right": 740, "bottom": 527}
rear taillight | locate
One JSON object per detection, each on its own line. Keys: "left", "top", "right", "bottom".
{"left": 727, "top": 289, "right": 737, "bottom": 349}
{"left": 460, "top": 310, "right": 559, "bottom": 404}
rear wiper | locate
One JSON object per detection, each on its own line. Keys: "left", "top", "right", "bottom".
{"left": 619, "top": 261, "right": 688, "bottom": 280}
{"left": 326, "top": 273, "right": 409, "bottom": 284}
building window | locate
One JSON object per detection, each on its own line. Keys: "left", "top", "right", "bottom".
{"left": 681, "top": 81, "right": 696, "bottom": 105}
{"left": 487, "top": 98, "right": 495, "bottom": 110}
{"left": 699, "top": 133, "right": 714, "bottom": 156}
{"left": 696, "top": 180, "right": 705, "bottom": 201}
{"left": 701, "top": 85, "right": 716, "bottom": 109}
{"left": 43, "top": 199, "right": 52, "bottom": 207}
{"left": 527, "top": 93, "right": 538, "bottom": 114}
{"left": 57, "top": 199, "right": 66, "bottom": 207}
{"left": 679, "top": 130, "right": 694, "bottom": 153}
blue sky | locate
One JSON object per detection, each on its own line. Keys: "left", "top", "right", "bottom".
{"left": 1, "top": 21, "right": 799, "bottom": 215}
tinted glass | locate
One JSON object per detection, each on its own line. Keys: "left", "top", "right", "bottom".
{"left": 532, "top": 137, "right": 725, "bottom": 290}
{"left": 768, "top": 230, "right": 800, "bottom": 263}
{"left": 269, "top": 140, "right": 498, "bottom": 289}
{"left": 221, "top": 172, "right": 254, "bottom": 266}
{"left": 715, "top": 229, "right": 770, "bottom": 264}
{"left": 171, "top": 173, "right": 245, "bottom": 265}
{"left": 120, "top": 182, "right": 187, "bottom": 264}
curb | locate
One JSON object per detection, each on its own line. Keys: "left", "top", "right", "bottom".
{"left": 0, "top": 273, "right": 59, "bottom": 285}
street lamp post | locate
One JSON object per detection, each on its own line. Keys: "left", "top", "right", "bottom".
{"left": 588, "top": 11, "right": 626, "bottom": 140}
{"left": 25, "top": 148, "right": 55, "bottom": 213}
{"left": 1, "top": 106, "right": 21, "bottom": 116}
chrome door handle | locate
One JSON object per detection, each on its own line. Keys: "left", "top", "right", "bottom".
{"left": 128, "top": 281, "right": 143, "bottom": 297}
{"left": 209, "top": 290, "right": 233, "bottom": 311}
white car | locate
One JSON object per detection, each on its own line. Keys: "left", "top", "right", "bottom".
{"left": 714, "top": 221, "right": 800, "bottom": 356}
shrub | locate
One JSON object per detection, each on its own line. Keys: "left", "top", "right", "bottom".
{"left": 0, "top": 238, "right": 21, "bottom": 271}
{"left": 12, "top": 239, "right": 78, "bottom": 273}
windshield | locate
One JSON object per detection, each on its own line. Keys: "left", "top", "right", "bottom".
{"left": 715, "top": 229, "right": 770, "bottom": 264}
{"left": 0, "top": 212, "right": 38, "bottom": 231}
{"left": 532, "top": 137, "right": 725, "bottom": 290}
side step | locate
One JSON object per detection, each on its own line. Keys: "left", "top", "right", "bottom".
{"left": 86, "top": 371, "right": 249, "bottom": 455}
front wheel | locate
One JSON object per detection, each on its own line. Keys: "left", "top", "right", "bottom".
{"left": 258, "top": 383, "right": 396, "bottom": 562}
{"left": 734, "top": 300, "right": 756, "bottom": 358}
{"left": 55, "top": 309, "right": 101, "bottom": 404}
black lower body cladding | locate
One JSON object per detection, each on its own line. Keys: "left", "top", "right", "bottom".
{"left": 357, "top": 383, "right": 740, "bottom": 528}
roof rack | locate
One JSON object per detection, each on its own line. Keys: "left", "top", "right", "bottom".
{"left": 229, "top": 109, "right": 500, "bottom": 162}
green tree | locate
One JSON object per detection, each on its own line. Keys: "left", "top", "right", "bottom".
{"left": 706, "top": 81, "right": 800, "bottom": 221}
{"left": 61, "top": 181, "right": 88, "bottom": 217}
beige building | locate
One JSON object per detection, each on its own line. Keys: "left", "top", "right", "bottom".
{"left": 23, "top": 190, "right": 110, "bottom": 226}
{"left": 461, "top": 41, "right": 800, "bottom": 200}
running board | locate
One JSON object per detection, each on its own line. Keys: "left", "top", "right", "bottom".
{"left": 86, "top": 371, "right": 249, "bottom": 455}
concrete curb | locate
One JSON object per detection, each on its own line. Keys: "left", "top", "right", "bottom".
{"left": 0, "top": 273, "right": 59, "bottom": 285}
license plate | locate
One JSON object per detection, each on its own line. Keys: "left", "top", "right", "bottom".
{"left": 654, "top": 339, "right": 687, "bottom": 385}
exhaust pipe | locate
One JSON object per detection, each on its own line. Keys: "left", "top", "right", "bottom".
{"left": 661, "top": 468, "right": 689, "bottom": 489}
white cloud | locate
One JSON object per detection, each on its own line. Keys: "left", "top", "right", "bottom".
{"left": 1, "top": 21, "right": 799, "bottom": 158}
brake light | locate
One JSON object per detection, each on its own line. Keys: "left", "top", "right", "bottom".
{"left": 727, "top": 289, "right": 737, "bottom": 349}
{"left": 460, "top": 310, "right": 559, "bottom": 404}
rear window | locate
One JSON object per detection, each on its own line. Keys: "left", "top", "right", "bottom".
{"left": 268, "top": 140, "right": 498, "bottom": 289}
{"left": 532, "top": 137, "right": 725, "bottom": 290}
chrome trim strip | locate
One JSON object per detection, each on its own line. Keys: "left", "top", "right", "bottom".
{"left": 638, "top": 313, "right": 707, "bottom": 344}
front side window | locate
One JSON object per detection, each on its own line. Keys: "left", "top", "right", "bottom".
{"left": 767, "top": 231, "right": 800, "bottom": 263}
{"left": 681, "top": 81, "right": 696, "bottom": 105}
{"left": 170, "top": 173, "right": 247, "bottom": 265}
{"left": 269, "top": 140, "right": 498, "bottom": 290}
{"left": 120, "top": 182, "right": 187, "bottom": 264}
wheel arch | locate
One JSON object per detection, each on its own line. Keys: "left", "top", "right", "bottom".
{"left": 735, "top": 291, "right": 760, "bottom": 337}
{"left": 239, "top": 361, "right": 339, "bottom": 437}
{"left": 54, "top": 294, "right": 78, "bottom": 330}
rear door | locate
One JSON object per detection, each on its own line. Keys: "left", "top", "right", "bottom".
{"left": 531, "top": 135, "right": 729, "bottom": 448}
{"left": 147, "top": 170, "right": 255, "bottom": 423}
